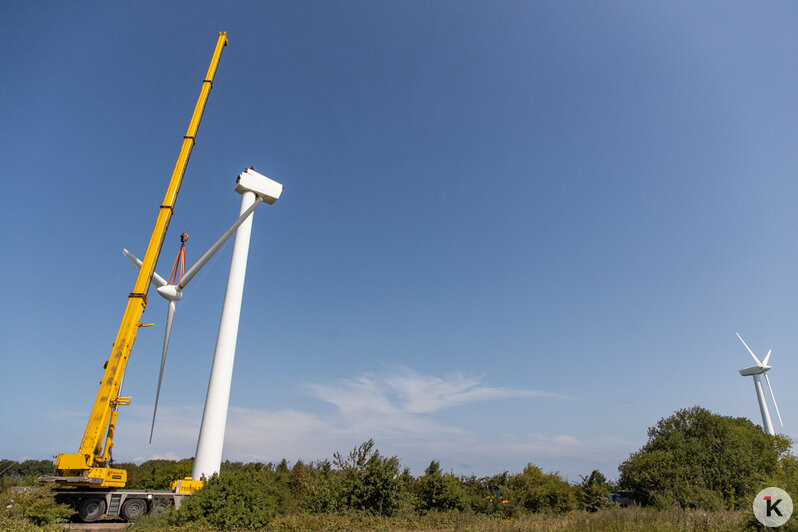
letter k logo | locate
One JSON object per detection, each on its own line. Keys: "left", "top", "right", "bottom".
{"left": 754, "top": 487, "right": 792, "bottom": 526}
{"left": 765, "top": 496, "right": 783, "bottom": 517}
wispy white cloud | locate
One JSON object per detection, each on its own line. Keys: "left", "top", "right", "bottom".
{"left": 107, "top": 368, "right": 609, "bottom": 477}
{"left": 306, "top": 368, "right": 568, "bottom": 434}
{"left": 305, "top": 371, "right": 466, "bottom": 437}
{"left": 384, "top": 370, "right": 568, "bottom": 414}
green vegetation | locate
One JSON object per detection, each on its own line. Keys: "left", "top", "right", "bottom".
{"left": 575, "top": 470, "right": 615, "bottom": 512}
{"left": 0, "top": 460, "right": 71, "bottom": 530}
{"left": 2, "top": 407, "right": 797, "bottom": 529}
{"left": 0, "top": 460, "right": 54, "bottom": 488}
{"left": 332, "top": 439, "right": 402, "bottom": 516}
{"left": 118, "top": 458, "right": 194, "bottom": 490}
{"left": 619, "top": 406, "right": 789, "bottom": 510}
{"left": 170, "top": 468, "right": 291, "bottom": 529}
{"left": 509, "top": 464, "right": 576, "bottom": 514}
{"left": 414, "top": 460, "right": 468, "bottom": 513}
{"left": 0, "top": 487, "right": 72, "bottom": 530}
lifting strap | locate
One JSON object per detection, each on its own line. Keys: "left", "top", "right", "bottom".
{"left": 167, "top": 233, "right": 189, "bottom": 286}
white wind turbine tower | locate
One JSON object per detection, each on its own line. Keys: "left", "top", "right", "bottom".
{"left": 736, "top": 332, "right": 783, "bottom": 436}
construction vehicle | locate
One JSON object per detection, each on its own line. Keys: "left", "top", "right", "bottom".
{"left": 38, "top": 32, "right": 228, "bottom": 522}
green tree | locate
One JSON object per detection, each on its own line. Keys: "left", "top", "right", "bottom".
{"left": 396, "top": 466, "right": 416, "bottom": 509}
{"left": 333, "top": 439, "right": 401, "bottom": 516}
{"left": 295, "top": 459, "right": 343, "bottom": 514}
{"left": 171, "top": 468, "right": 290, "bottom": 529}
{"left": 10, "top": 460, "right": 53, "bottom": 479}
{"left": 508, "top": 464, "right": 575, "bottom": 513}
{"left": 414, "top": 460, "right": 468, "bottom": 513}
{"left": 0, "top": 460, "right": 55, "bottom": 488}
{"left": 126, "top": 458, "right": 193, "bottom": 489}
{"left": 619, "top": 406, "right": 784, "bottom": 509}
{"left": 576, "top": 470, "right": 614, "bottom": 512}
{"left": 460, "top": 473, "right": 512, "bottom": 516}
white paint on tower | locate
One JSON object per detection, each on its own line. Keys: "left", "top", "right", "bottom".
{"left": 192, "top": 169, "right": 282, "bottom": 480}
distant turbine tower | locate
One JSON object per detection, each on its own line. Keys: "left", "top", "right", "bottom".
{"left": 736, "top": 332, "right": 783, "bottom": 436}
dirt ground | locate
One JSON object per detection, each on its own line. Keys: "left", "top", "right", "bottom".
{"left": 62, "top": 521, "right": 130, "bottom": 531}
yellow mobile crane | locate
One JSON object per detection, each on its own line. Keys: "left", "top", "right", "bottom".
{"left": 40, "top": 32, "right": 228, "bottom": 521}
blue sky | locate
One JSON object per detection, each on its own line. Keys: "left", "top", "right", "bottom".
{"left": 3, "top": 1, "right": 798, "bottom": 481}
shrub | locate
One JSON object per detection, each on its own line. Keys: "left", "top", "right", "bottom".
{"left": 459, "top": 472, "right": 514, "bottom": 516}
{"left": 576, "top": 470, "right": 614, "bottom": 512}
{"left": 295, "top": 460, "right": 343, "bottom": 514}
{"left": 126, "top": 458, "right": 193, "bottom": 489}
{"left": 508, "top": 464, "right": 576, "bottom": 513}
{"left": 0, "top": 487, "right": 72, "bottom": 527}
{"left": 414, "top": 460, "right": 468, "bottom": 513}
{"left": 170, "top": 468, "right": 290, "bottom": 529}
{"left": 334, "top": 440, "right": 401, "bottom": 516}
{"left": 619, "top": 406, "right": 783, "bottom": 509}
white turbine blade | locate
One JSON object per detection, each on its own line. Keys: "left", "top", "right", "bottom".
{"left": 123, "top": 249, "right": 168, "bottom": 288}
{"left": 736, "top": 332, "right": 763, "bottom": 366}
{"left": 764, "top": 373, "right": 784, "bottom": 427}
{"left": 180, "top": 196, "right": 263, "bottom": 289}
{"left": 762, "top": 349, "right": 772, "bottom": 366}
{"left": 150, "top": 300, "right": 176, "bottom": 444}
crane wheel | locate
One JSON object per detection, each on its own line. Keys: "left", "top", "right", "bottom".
{"left": 78, "top": 497, "right": 107, "bottom": 523}
{"left": 150, "top": 498, "right": 172, "bottom": 516}
{"left": 121, "top": 498, "right": 148, "bottom": 521}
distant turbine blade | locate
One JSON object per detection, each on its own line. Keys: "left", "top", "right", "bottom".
{"left": 762, "top": 349, "right": 772, "bottom": 366}
{"left": 736, "top": 332, "right": 763, "bottom": 366}
{"left": 150, "top": 300, "right": 176, "bottom": 444}
{"left": 123, "top": 249, "right": 168, "bottom": 288}
{"left": 764, "top": 373, "right": 784, "bottom": 427}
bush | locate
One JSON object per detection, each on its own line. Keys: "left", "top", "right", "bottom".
{"left": 508, "top": 464, "right": 576, "bottom": 513}
{"left": 576, "top": 470, "right": 615, "bottom": 512}
{"left": 414, "top": 461, "right": 468, "bottom": 513}
{"left": 294, "top": 459, "right": 343, "bottom": 514}
{"left": 170, "top": 468, "right": 290, "bottom": 529}
{"left": 619, "top": 406, "right": 783, "bottom": 509}
{"left": 125, "top": 458, "right": 193, "bottom": 489}
{"left": 459, "top": 472, "right": 514, "bottom": 516}
{"left": 0, "top": 487, "right": 72, "bottom": 527}
{"left": 333, "top": 440, "right": 401, "bottom": 516}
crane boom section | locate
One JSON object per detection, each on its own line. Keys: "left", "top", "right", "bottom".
{"left": 53, "top": 33, "right": 228, "bottom": 489}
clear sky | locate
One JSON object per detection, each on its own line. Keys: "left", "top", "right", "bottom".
{"left": 2, "top": 1, "right": 798, "bottom": 481}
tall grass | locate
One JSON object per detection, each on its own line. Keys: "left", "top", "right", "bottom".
{"left": 131, "top": 508, "right": 750, "bottom": 531}
{"left": 463, "top": 508, "right": 746, "bottom": 532}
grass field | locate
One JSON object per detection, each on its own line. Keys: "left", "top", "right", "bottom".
{"left": 123, "top": 508, "right": 756, "bottom": 531}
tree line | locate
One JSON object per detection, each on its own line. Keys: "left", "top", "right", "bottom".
{"left": 1, "top": 406, "right": 796, "bottom": 529}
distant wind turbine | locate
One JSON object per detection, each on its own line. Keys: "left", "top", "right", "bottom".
{"left": 736, "top": 332, "right": 783, "bottom": 436}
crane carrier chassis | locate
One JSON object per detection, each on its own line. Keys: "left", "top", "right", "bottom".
{"left": 53, "top": 488, "right": 192, "bottom": 523}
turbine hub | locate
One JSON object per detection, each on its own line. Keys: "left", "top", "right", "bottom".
{"left": 156, "top": 285, "right": 183, "bottom": 302}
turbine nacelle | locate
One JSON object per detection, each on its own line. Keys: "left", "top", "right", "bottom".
{"left": 739, "top": 365, "right": 771, "bottom": 376}
{"left": 235, "top": 168, "right": 282, "bottom": 204}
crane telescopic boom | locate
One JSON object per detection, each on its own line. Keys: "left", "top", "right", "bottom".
{"left": 44, "top": 32, "right": 228, "bottom": 489}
